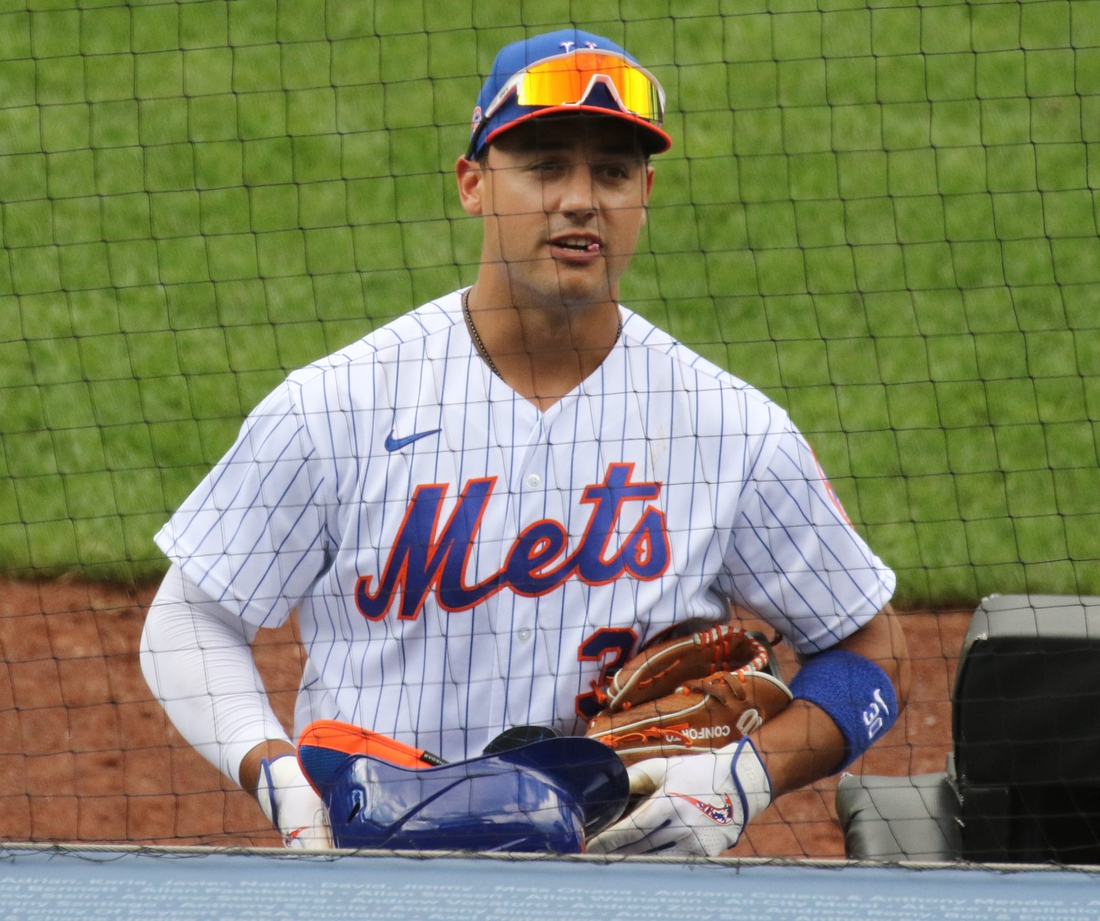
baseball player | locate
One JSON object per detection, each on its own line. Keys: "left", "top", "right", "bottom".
{"left": 140, "top": 28, "right": 910, "bottom": 856}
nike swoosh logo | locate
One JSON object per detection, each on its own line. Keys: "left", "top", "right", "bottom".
{"left": 385, "top": 428, "right": 441, "bottom": 452}
{"left": 670, "top": 792, "right": 736, "bottom": 825}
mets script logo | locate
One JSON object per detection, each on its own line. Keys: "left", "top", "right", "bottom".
{"left": 862, "top": 687, "right": 891, "bottom": 740}
{"left": 670, "top": 792, "right": 736, "bottom": 825}
{"left": 355, "top": 463, "right": 670, "bottom": 621}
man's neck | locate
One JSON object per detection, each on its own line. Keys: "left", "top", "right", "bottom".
{"left": 463, "top": 283, "right": 621, "bottom": 410}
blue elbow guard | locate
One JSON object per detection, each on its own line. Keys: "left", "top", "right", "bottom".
{"left": 789, "top": 648, "right": 897, "bottom": 770}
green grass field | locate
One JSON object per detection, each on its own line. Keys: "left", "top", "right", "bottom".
{"left": 2, "top": 0, "right": 1098, "bottom": 607}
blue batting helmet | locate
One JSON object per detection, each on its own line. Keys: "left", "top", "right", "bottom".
{"left": 299, "top": 734, "right": 630, "bottom": 854}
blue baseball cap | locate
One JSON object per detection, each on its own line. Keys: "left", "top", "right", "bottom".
{"left": 466, "top": 29, "right": 672, "bottom": 160}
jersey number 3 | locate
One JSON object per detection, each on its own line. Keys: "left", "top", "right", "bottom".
{"left": 575, "top": 627, "right": 638, "bottom": 720}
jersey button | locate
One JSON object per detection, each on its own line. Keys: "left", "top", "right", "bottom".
{"left": 525, "top": 473, "right": 541, "bottom": 489}
{"left": 516, "top": 627, "right": 533, "bottom": 642}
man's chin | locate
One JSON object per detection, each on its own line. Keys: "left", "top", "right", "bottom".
{"left": 547, "top": 270, "right": 618, "bottom": 308}
{"left": 498, "top": 262, "right": 620, "bottom": 310}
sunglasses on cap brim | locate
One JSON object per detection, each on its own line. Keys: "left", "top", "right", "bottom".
{"left": 485, "top": 50, "right": 665, "bottom": 122}
{"left": 475, "top": 50, "right": 666, "bottom": 149}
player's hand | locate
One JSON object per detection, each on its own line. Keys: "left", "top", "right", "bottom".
{"left": 586, "top": 738, "right": 771, "bottom": 857}
{"left": 256, "top": 753, "right": 332, "bottom": 849}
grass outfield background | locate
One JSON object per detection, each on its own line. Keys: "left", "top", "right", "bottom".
{"left": 1, "top": 0, "right": 1098, "bottom": 608}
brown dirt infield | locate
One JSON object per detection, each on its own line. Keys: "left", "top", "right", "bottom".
{"left": 0, "top": 579, "right": 971, "bottom": 856}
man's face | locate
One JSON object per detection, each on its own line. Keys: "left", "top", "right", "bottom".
{"left": 459, "top": 116, "right": 655, "bottom": 309}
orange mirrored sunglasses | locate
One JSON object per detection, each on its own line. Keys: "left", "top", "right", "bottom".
{"left": 483, "top": 50, "right": 665, "bottom": 125}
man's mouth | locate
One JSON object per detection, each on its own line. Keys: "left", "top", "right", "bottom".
{"left": 553, "top": 236, "right": 601, "bottom": 253}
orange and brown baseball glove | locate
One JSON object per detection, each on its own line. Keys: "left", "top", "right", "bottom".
{"left": 585, "top": 624, "right": 792, "bottom": 765}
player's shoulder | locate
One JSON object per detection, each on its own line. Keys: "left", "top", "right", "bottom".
{"left": 621, "top": 307, "right": 748, "bottom": 390}
{"left": 283, "top": 291, "right": 463, "bottom": 390}
{"left": 620, "top": 307, "right": 790, "bottom": 424}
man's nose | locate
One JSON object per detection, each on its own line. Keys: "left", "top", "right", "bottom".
{"left": 557, "top": 165, "right": 597, "bottom": 216}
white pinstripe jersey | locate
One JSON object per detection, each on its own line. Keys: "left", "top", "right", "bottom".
{"left": 155, "top": 289, "right": 895, "bottom": 761}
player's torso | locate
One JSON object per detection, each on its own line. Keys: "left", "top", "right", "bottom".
{"left": 294, "top": 298, "right": 767, "bottom": 757}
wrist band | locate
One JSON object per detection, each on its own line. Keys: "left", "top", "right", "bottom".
{"left": 257, "top": 753, "right": 297, "bottom": 831}
{"left": 789, "top": 648, "right": 897, "bottom": 770}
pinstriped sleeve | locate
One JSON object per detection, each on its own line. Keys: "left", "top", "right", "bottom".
{"left": 154, "top": 381, "right": 331, "bottom": 630}
{"left": 724, "top": 417, "right": 896, "bottom": 656}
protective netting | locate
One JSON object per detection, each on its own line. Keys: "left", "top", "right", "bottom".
{"left": 0, "top": 0, "right": 1097, "bottom": 854}
{"left": 2, "top": 0, "right": 1097, "bottom": 603}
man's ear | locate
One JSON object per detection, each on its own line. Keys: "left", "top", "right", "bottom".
{"left": 641, "top": 164, "right": 655, "bottom": 225}
{"left": 455, "top": 155, "right": 485, "bottom": 217}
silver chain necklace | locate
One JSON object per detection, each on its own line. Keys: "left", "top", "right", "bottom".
{"left": 461, "top": 289, "right": 623, "bottom": 380}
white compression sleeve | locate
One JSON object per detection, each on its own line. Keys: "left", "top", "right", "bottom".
{"left": 139, "top": 563, "right": 292, "bottom": 786}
